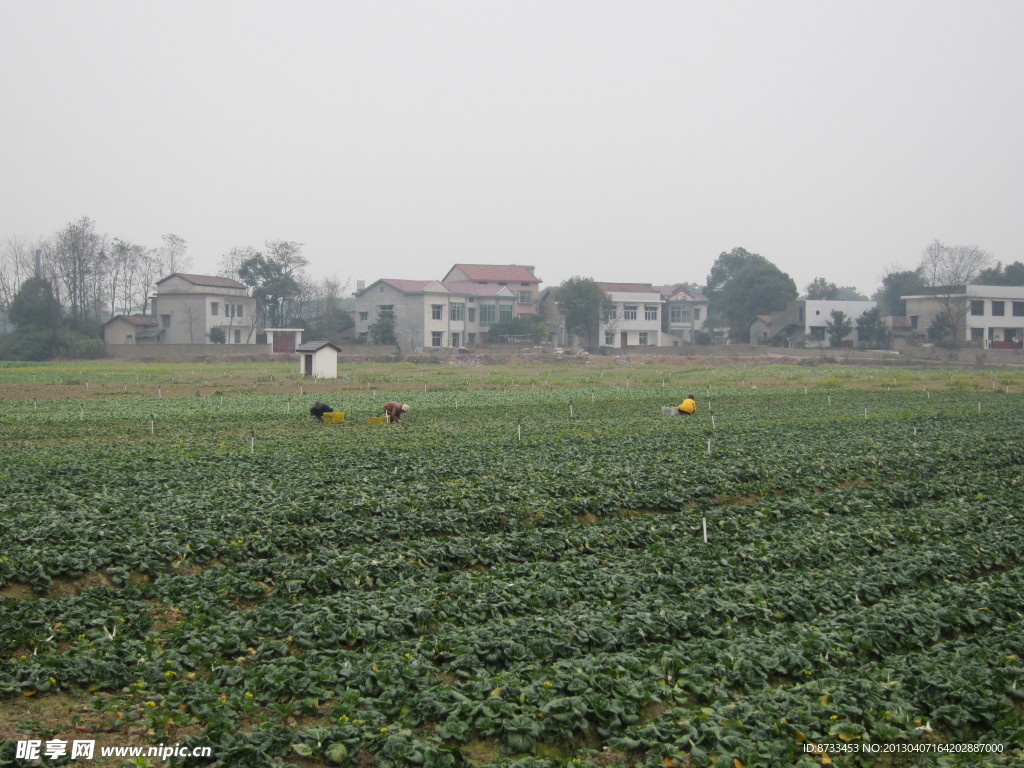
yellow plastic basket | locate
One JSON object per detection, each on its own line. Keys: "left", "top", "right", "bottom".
{"left": 322, "top": 411, "right": 345, "bottom": 423}
{"left": 367, "top": 416, "right": 389, "bottom": 425}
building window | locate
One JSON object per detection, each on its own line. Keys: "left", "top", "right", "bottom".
{"left": 605, "top": 331, "right": 614, "bottom": 345}
{"left": 378, "top": 305, "right": 394, "bottom": 319}
{"left": 359, "top": 311, "right": 368, "bottom": 321}
{"left": 500, "top": 304, "right": 513, "bottom": 322}
{"left": 910, "top": 315, "right": 918, "bottom": 329}
{"left": 639, "top": 331, "right": 649, "bottom": 345}
{"left": 160, "top": 314, "right": 171, "bottom": 328}
{"left": 481, "top": 304, "right": 496, "bottom": 323}
{"left": 992, "top": 301, "right": 1005, "bottom": 316}
{"left": 432, "top": 304, "right": 443, "bottom": 320}
{"left": 623, "top": 305, "right": 638, "bottom": 320}
{"left": 1013, "top": 302, "right": 1024, "bottom": 317}
{"left": 670, "top": 306, "right": 687, "bottom": 323}
{"left": 971, "top": 300, "right": 984, "bottom": 316}
{"left": 468, "top": 333, "right": 476, "bottom": 344}
{"left": 451, "top": 332, "right": 461, "bottom": 347}
{"left": 450, "top": 302, "right": 464, "bottom": 321}
{"left": 234, "top": 330, "right": 242, "bottom": 344}
{"left": 431, "top": 331, "right": 443, "bottom": 347}
{"left": 236, "top": 304, "right": 243, "bottom": 318}
{"left": 971, "top": 327, "right": 984, "bottom": 343}
{"left": 518, "top": 290, "right": 532, "bottom": 304}
{"left": 604, "top": 307, "right": 617, "bottom": 321}
{"left": 693, "top": 308, "right": 701, "bottom": 320}
{"left": 644, "top": 305, "right": 658, "bottom": 321}
{"left": 211, "top": 302, "right": 219, "bottom": 316}
{"left": 809, "top": 327, "right": 826, "bottom": 340}
{"left": 468, "top": 308, "right": 476, "bottom": 323}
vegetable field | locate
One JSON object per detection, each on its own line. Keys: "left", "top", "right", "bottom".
{"left": 1, "top": 361, "right": 1023, "bottom": 768}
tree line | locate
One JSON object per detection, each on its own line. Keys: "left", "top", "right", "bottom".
{"left": 0, "top": 216, "right": 351, "bottom": 359}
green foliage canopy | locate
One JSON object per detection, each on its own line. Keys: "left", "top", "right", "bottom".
{"left": 555, "top": 277, "right": 611, "bottom": 348}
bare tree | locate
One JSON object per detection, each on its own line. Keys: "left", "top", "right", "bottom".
{"left": 919, "top": 240, "right": 993, "bottom": 345}
{"left": 107, "top": 239, "right": 154, "bottom": 315}
{"left": 920, "top": 239, "right": 992, "bottom": 287}
{"left": 218, "top": 246, "right": 258, "bottom": 282}
{"left": 50, "top": 217, "right": 104, "bottom": 323}
{"left": 159, "top": 234, "right": 190, "bottom": 275}
{"left": 0, "top": 237, "right": 41, "bottom": 329}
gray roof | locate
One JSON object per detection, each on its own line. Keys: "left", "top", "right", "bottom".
{"left": 296, "top": 341, "right": 340, "bottom": 353}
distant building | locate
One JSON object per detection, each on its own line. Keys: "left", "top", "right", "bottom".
{"left": 656, "top": 285, "right": 709, "bottom": 344}
{"left": 596, "top": 282, "right": 664, "bottom": 348}
{"left": 764, "top": 299, "right": 877, "bottom": 347}
{"left": 442, "top": 264, "right": 542, "bottom": 317}
{"left": 102, "top": 314, "right": 162, "bottom": 345}
{"left": 353, "top": 279, "right": 516, "bottom": 351}
{"left": 150, "top": 273, "right": 260, "bottom": 345}
{"left": 901, "top": 285, "right": 1024, "bottom": 347}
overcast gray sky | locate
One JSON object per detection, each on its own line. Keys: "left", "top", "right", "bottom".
{"left": 3, "top": 0, "right": 1022, "bottom": 296}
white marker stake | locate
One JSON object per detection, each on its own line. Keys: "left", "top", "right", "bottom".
{"left": 149, "top": 415, "right": 155, "bottom": 435}
{"left": 978, "top": 402, "right": 981, "bottom": 413}
{"left": 517, "top": 423, "right": 522, "bottom": 442}
{"left": 707, "top": 438, "right": 712, "bottom": 456}
{"left": 828, "top": 395, "right": 832, "bottom": 406}
{"left": 864, "top": 407, "right": 868, "bottom": 419}
{"left": 702, "top": 516, "right": 708, "bottom": 544}
{"left": 569, "top": 403, "right": 574, "bottom": 418}
{"left": 711, "top": 414, "right": 715, "bottom": 430}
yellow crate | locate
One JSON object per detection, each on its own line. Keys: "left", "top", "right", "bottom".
{"left": 322, "top": 411, "right": 345, "bottom": 423}
{"left": 367, "top": 416, "right": 390, "bottom": 425}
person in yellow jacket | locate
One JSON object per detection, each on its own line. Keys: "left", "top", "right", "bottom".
{"left": 677, "top": 395, "right": 697, "bottom": 416}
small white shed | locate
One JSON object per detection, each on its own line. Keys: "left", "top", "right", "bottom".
{"left": 297, "top": 341, "right": 340, "bottom": 379}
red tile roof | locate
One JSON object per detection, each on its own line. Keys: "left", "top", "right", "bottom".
{"left": 448, "top": 264, "right": 539, "bottom": 282}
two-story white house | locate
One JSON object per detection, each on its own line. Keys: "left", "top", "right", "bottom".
{"left": 656, "top": 285, "right": 709, "bottom": 344}
{"left": 902, "top": 285, "right": 1024, "bottom": 347}
{"left": 353, "top": 278, "right": 517, "bottom": 351}
{"left": 762, "top": 298, "right": 877, "bottom": 347}
{"left": 597, "top": 282, "right": 664, "bottom": 348}
{"left": 149, "top": 273, "right": 260, "bottom": 345}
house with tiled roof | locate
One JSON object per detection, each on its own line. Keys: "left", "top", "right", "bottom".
{"left": 149, "top": 273, "right": 260, "bottom": 345}
{"left": 442, "top": 264, "right": 541, "bottom": 317}
{"left": 353, "top": 278, "right": 516, "bottom": 352}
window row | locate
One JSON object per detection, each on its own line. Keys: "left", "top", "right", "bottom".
{"left": 604, "top": 305, "right": 660, "bottom": 321}
{"left": 970, "top": 300, "right": 1024, "bottom": 317}
{"left": 210, "top": 302, "right": 245, "bottom": 318}
{"left": 376, "top": 304, "right": 514, "bottom": 323}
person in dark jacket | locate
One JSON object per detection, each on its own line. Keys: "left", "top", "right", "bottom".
{"left": 310, "top": 401, "right": 334, "bottom": 421}
{"left": 383, "top": 402, "right": 410, "bottom": 422}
